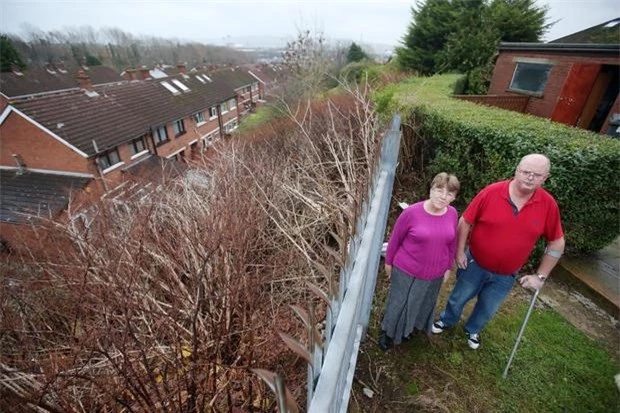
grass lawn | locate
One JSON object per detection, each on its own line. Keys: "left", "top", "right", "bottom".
{"left": 351, "top": 276, "right": 619, "bottom": 413}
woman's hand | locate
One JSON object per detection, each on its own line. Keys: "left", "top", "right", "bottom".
{"left": 385, "top": 264, "right": 392, "bottom": 280}
{"left": 456, "top": 251, "right": 468, "bottom": 269}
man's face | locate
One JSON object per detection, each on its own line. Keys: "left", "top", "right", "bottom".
{"left": 514, "top": 158, "right": 549, "bottom": 193}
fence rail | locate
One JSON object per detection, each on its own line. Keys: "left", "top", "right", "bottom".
{"left": 307, "top": 114, "right": 402, "bottom": 413}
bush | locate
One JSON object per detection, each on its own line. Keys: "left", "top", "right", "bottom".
{"left": 388, "top": 74, "right": 620, "bottom": 255}
{"left": 338, "top": 60, "right": 377, "bottom": 85}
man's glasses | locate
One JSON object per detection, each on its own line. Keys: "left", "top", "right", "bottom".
{"left": 518, "top": 168, "right": 546, "bottom": 180}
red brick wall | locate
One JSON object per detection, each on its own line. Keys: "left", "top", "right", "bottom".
{"left": 0, "top": 110, "right": 93, "bottom": 174}
{"left": 155, "top": 113, "right": 220, "bottom": 159}
{"left": 489, "top": 52, "right": 619, "bottom": 119}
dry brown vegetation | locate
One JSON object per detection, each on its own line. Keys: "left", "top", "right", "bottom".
{"left": 1, "top": 84, "right": 387, "bottom": 412}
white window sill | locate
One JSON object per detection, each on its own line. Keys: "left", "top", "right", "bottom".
{"left": 196, "top": 121, "right": 206, "bottom": 127}
{"left": 102, "top": 161, "right": 125, "bottom": 174}
{"left": 130, "top": 149, "right": 149, "bottom": 160}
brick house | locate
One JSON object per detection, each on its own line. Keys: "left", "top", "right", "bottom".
{"left": 0, "top": 65, "right": 261, "bottom": 249}
{"left": 488, "top": 43, "right": 619, "bottom": 134}
{"left": 484, "top": 18, "right": 620, "bottom": 135}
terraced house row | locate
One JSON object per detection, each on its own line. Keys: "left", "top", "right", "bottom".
{"left": 0, "top": 63, "right": 279, "bottom": 249}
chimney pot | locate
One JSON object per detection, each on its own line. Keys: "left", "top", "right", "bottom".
{"left": 77, "top": 70, "right": 93, "bottom": 91}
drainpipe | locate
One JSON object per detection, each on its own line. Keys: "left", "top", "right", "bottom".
{"left": 217, "top": 104, "right": 224, "bottom": 138}
{"left": 149, "top": 128, "right": 159, "bottom": 156}
{"left": 92, "top": 140, "right": 109, "bottom": 193}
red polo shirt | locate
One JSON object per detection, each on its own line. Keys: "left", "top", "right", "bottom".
{"left": 463, "top": 180, "right": 563, "bottom": 275}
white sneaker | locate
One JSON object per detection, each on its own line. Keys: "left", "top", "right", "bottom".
{"left": 467, "top": 333, "right": 481, "bottom": 350}
{"left": 431, "top": 320, "right": 447, "bottom": 334}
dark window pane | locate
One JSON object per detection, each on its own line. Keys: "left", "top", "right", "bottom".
{"left": 510, "top": 63, "right": 552, "bottom": 94}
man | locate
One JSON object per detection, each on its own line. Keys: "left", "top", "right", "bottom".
{"left": 431, "top": 154, "right": 565, "bottom": 349}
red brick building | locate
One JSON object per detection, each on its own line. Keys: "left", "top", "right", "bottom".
{"left": 488, "top": 42, "right": 619, "bottom": 134}
{"left": 0, "top": 64, "right": 262, "bottom": 249}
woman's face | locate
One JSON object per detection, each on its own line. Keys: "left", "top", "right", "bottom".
{"left": 429, "top": 185, "right": 456, "bottom": 209}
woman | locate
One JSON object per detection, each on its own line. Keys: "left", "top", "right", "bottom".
{"left": 379, "top": 172, "right": 460, "bottom": 350}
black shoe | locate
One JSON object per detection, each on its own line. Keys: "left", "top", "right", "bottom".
{"left": 378, "top": 330, "right": 392, "bottom": 351}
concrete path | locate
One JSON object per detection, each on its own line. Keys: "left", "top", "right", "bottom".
{"left": 555, "top": 237, "right": 620, "bottom": 308}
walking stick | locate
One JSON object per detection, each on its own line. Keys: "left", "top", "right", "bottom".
{"left": 502, "top": 288, "right": 540, "bottom": 379}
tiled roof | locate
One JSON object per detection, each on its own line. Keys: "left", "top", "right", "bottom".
{"left": 550, "top": 18, "right": 620, "bottom": 44}
{"left": 0, "top": 65, "right": 124, "bottom": 98}
{"left": 208, "top": 69, "right": 257, "bottom": 90}
{"left": 11, "top": 73, "right": 237, "bottom": 156}
{"left": 0, "top": 168, "right": 91, "bottom": 224}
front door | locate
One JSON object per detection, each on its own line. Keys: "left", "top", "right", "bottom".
{"left": 551, "top": 63, "right": 601, "bottom": 126}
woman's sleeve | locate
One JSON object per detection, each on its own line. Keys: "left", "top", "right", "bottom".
{"left": 448, "top": 208, "right": 458, "bottom": 262}
{"left": 385, "top": 209, "right": 411, "bottom": 265}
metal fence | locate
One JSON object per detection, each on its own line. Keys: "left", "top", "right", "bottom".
{"left": 306, "top": 114, "right": 402, "bottom": 413}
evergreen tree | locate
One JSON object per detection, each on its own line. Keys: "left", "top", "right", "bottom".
{"left": 396, "top": 0, "right": 550, "bottom": 76}
{"left": 0, "top": 34, "right": 27, "bottom": 72}
{"left": 346, "top": 42, "right": 368, "bottom": 63}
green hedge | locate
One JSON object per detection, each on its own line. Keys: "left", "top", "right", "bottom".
{"left": 385, "top": 74, "right": 620, "bottom": 255}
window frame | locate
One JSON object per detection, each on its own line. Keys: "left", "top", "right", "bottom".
{"left": 508, "top": 59, "right": 554, "bottom": 97}
{"left": 173, "top": 119, "right": 186, "bottom": 137}
{"left": 98, "top": 148, "right": 123, "bottom": 172}
{"left": 129, "top": 137, "right": 149, "bottom": 159}
{"left": 208, "top": 106, "right": 217, "bottom": 119}
{"left": 154, "top": 125, "right": 169, "bottom": 145}
{"left": 194, "top": 111, "right": 206, "bottom": 125}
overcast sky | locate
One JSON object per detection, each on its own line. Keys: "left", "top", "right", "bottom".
{"left": 1, "top": 0, "right": 619, "bottom": 49}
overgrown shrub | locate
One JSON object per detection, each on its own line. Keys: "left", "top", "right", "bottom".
{"left": 390, "top": 74, "right": 619, "bottom": 255}
{"left": 338, "top": 60, "right": 377, "bottom": 85}
{"left": 0, "top": 87, "right": 384, "bottom": 411}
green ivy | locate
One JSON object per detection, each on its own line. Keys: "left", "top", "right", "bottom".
{"left": 386, "top": 74, "right": 620, "bottom": 255}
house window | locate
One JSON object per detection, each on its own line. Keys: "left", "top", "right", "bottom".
{"left": 154, "top": 126, "right": 169, "bottom": 145}
{"left": 129, "top": 137, "right": 146, "bottom": 155}
{"left": 173, "top": 119, "right": 186, "bottom": 137}
{"left": 220, "top": 102, "right": 228, "bottom": 114}
{"left": 228, "top": 98, "right": 237, "bottom": 110}
{"left": 202, "top": 131, "right": 218, "bottom": 150}
{"left": 194, "top": 112, "right": 205, "bottom": 124}
{"left": 99, "top": 148, "right": 122, "bottom": 170}
{"left": 509, "top": 62, "right": 553, "bottom": 96}
{"left": 224, "top": 119, "right": 238, "bottom": 133}
{"left": 208, "top": 106, "right": 217, "bottom": 119}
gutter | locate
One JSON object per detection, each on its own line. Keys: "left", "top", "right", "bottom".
{"left": 499, "top": 42, "right": 620, "bottom": 54}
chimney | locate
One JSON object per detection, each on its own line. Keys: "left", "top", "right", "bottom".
{"left": 139, "top": 66, "right": 151, "bottom": 80}
{"left": 76, "top": 70, "right": 93, "bottom": 91}
{"left": 177, "top": 62, "right": 187, "bottom": 74}
{"left": 123, "top": 68, "right": 137, "bottom": 81}
{"left": 46, "top": 63, "right": 56, "bottom": 74}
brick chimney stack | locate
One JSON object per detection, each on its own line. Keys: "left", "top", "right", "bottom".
{"left": 77, "top": 70, "right": 93, "bottom": 91}
{"left": 177, "top": 62, "right": 187, "bottom": 74}
{"left": 139, "top": 66, "right": 151, "bottom": 80}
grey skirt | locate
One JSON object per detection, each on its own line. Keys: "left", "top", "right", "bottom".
{"left": 381, "top": 266, "right": 443, "bottom": 344}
